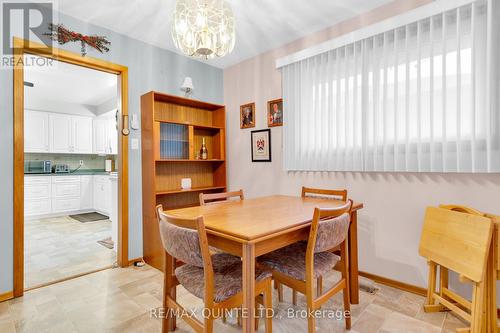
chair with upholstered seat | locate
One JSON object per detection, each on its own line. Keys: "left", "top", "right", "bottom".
{"left": 199, "top": 189, "right": 244, "bottom": 206}
{"left": 156, "top": 205, "right": 273, "bottom": 333}
{"left": 259, "top": 200, "right": 352, "bottom": 333}
{"left": 275, "top": 186, "right": 348, "bottom": 305}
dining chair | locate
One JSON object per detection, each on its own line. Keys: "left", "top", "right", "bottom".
{"left": 156, "top": 205, "right": 273, "bottom": 333}
{"left": 199, "top": 189, "right": 244, "bottom": 206}
{"left": 277, "top": 186, "right": 347, "bottom": 305}
{"left": 259, "top": 200, "right": 353, "bottom": 333}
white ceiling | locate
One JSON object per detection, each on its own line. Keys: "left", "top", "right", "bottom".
{"left": 24, "top": 56, "right": 118, "bottom": 106}
{"left": 56, "top": 0, "right": 393, "bottom": 69}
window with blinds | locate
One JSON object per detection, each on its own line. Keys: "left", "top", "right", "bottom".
{"left": 281, "top": 0, "right": 500, "bottom": 172}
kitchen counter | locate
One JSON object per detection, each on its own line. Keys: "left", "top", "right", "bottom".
{"left": 24, "top": 170, "right": 112, "bottom": 176}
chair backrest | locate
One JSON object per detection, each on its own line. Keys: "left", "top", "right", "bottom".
{"left": 307, "top": 200, "right": 353, "bottom": 254}
{"left": 156, "top": 205, "right": 212, "bottom": 269}
{"left": 199, "top": 189, "right": 244, "bottom": 206}
{"left": 302, "top": 186, "right": 347, "bottom": 201}
{"left": 419, "top": 206, "right": 493, "bottom": 283}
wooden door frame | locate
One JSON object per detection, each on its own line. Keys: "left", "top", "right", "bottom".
{"left": 13, "top": 38, "right": 129, "bottom": 297}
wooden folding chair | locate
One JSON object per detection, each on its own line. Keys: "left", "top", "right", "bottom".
{"left": 419, "top": 206, "right": 494, "bottom": 333}
{"left": 434, "top": 205, "right": 500, "bottom": 333}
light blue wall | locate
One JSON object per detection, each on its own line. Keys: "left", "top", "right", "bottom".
{"left": 0, "top": 12, "right": 223, "bottom": 293}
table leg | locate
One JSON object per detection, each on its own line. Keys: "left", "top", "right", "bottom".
{"left": 348, "top": 211, "right": 360, "bottom": 304}
{"left": 242, "top": 242, "right": 256, "bottom": 333}
{"left": 163, "top": 252, "right": 176, "bottom": 333}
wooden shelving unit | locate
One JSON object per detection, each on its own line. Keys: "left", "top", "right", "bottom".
{"left": 141, "top": 91, "right": 227, "bottom": 270}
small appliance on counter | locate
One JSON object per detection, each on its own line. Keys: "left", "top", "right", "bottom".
{"left": 24, "top": 160, "right": 51, "bottom": 174}
{"left": 105, "top": 159, "right": 115, "bottom": 172}
{"left": 52, "top": 164, "right": 70, "bottom": 173}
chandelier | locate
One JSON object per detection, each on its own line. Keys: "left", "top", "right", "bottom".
{"left": 172, "top": 0, "right": 235, "bottom": 59}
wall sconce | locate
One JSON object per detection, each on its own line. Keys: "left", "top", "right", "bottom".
{"left": 181, "top": 77, "right": 194, "bottom": 98}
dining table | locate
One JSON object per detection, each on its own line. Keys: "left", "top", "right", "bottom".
{"left": 166, "top": 195, "right": 364, "bottom": 333}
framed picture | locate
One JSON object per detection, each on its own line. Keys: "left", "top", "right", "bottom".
{"left": 267, "top": 98, "right": 283, "bottom": 127}
{"left": 251, "top": 129, "right": 271, "bottom": 162}
{"left": 240, "top": 102, "right": 255, "bottom": 129}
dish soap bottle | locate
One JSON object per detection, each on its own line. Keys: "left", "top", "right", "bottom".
{"left": 200, "top": 137, "right": 208, "bottom": 160}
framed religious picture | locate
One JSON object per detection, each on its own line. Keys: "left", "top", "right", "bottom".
{"left": 240, "top": 102, "right": 255, "bottom": 129}
{"left": 267, "top": 98, "right": 283, "bottom": 127}
{"left": 251, "top": 129, "right": 271, "bottom": 162}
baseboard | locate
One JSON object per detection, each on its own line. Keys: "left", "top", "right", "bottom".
{"left": 359, "top": 271, "right": 427, "bottom": 296}
{"left": 0, "top": 291, "right": 14, "bottom": 303}
{"left": 128, "top": 257, "right": 144, "bottom": 266}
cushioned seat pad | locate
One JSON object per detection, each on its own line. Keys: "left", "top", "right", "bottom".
{"left": 258, "top": 242, "right": 339, "bottom": 281}
{"left": 175, "top": 256, "right": 271, "bottom": 303}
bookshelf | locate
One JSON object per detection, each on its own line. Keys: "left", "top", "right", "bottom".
{"left": 141, "top": 91, "right": 226, "bottom": 270}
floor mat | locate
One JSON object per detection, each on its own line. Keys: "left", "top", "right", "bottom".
{"left": 70, "top": 212, "right": 109, "bottom": 223}
{"left": 97, "top": 237, "right": 114, "bottom": 249}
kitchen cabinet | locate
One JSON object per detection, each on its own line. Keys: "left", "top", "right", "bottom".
{"left": 93, "top": 175, "right": 110, "bottom": 214}
{"left": 25, "top": 174, "right": 111, "bottom": 218}
{"left": 49, "top": 113, "right": 72, "bottom": 153}
{"left": 24, "top": 110, "right": 49, "bottom": 153}
{"left": 93, "top": 116, "right": 117, "bottom": 155}
{"left": 49, "top": 113, "right": 94, "bottom": 154}
{"left": 51, "top": 176, "right": 81, "bottom": 213}
{"left": 24, "top": 176, "right": 51, "bottom": 216}
{"left": 72, "top": 116, "right": 93, "bottom": 154}
{"left": 80, "top": 175, "right": 93, "bottom": 210}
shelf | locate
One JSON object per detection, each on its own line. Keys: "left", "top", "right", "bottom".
{"left": 157, "top": 120, "right": 223, "bottom": 131}
{"left": 155, "top": 159, "right": 224, "bottom": 163}
{"left": 156, "top": 186, "right": 226, "bottom": 196}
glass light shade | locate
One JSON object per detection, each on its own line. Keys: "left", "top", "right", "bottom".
{"left": 172, "top": 0, "right": 235, "bottom": 59}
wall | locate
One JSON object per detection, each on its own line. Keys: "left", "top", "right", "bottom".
{"left": 25, "top": 96, "right": 97, "bottom": 116}
{"left": 25, "top": 153, "right": 115, "bottom": 171}
{"left": 0, "top": 11, "right": 223, "bottom": 293}
{"left": 223, "top": 0, "right": 500, "bottom": 291}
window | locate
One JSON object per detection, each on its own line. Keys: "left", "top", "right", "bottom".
{"left": 281, "top": 1, "right": 500, "bottom": 172}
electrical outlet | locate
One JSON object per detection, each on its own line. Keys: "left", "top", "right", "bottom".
{"left": 79, "top": 160, "right": 84, "bottom": 166}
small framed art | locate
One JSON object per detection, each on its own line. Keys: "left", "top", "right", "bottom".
{"left": 251, "top": 129, "right": 271, "bottom": 162}
{"left": 267, "top": 98, "right": 283, "bottom": 127}
{"left": 240, "top": 102, "right": 255, "bottom": 129}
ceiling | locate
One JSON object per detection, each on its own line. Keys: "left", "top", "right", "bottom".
{"left": 24, "top": 56, "right": 118, "bottom": 106}
{"left": 56, "top": 0, "right": 393, "bottom": 69}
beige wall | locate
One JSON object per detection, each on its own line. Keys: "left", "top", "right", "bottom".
{"left": 223, "top": 0, "right": 500, "bottom": 290}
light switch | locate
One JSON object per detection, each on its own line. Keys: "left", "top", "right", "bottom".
{"left": 131, "top": 138, "right": 139, "bottom": 150}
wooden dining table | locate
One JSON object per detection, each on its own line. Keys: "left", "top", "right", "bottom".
{"left": 167, "top": 195, "right": 363, "bottom": 333}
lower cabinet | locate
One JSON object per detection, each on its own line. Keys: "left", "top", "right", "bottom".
{"left": 24, "top": 174, "right": 110, "bottom": 218}
{"left": 93, "top": 175, "right": 111, "bottom": 215}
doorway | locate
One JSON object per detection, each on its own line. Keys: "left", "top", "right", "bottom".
{"left": 13, "top": 38, "right": 129, "bottom": 297}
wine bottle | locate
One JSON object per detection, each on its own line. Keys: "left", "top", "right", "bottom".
{"left": 200, "top": 137, "right": 208, "bottom": 160}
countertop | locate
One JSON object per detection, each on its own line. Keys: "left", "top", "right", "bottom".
{"left": 24, "top": 169, "right": 112, "bottom": 176}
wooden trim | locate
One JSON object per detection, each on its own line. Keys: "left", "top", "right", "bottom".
{"left": 25, "top": 265, "right": 113, "bottom": 292}
{"left": 12, "top": 37, "right": 129, "bottom": 297}
{"left": 359, "top": 271, "right": 427, "bottom": 296}
{"left": 0, "top": 291, "right": 14, "bottom": 303}
{"left": 128, "top": 257, "right": 144, "bottom": 266}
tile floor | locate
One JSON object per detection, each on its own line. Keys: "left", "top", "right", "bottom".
{"left": 24, "top": 215, "right": 116, "bottom": 288}
{"left": 2, "top": 264, "right": 468, "bottom": 333}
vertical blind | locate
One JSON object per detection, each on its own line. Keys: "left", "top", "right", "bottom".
{"left": 282, "top": 0, "right": 500, "bottom": 172}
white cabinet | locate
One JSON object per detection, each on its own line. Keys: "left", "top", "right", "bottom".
{"left": 24, "top": 110, "right": 49, "bottom": 153}
{"left": 107, "top": 117, "right": 118, "bottom": 155}
{"left": 80, "top": 176, "right": 93, "bottom": 210}
{"left": 93, "top": 118, "right": 108, "bottom": 154}
{"left": 72, "top": 116, "right": 93, "bottom": 154}
{"left": 93, "top": 116, "right": 117, "bottom": 155}
{"left": 49, "top": 113, "right": 72, "bottom": 153}
{"left": 24, "top": 176, "right": 51, "bottom": 216}
{"left": 48, "top": 113, "right": 93, "bottom": 154}
{"left": 51, "top": 176, "right": 81, "bottom": 213}
{"left": 93, "top": 175, "right": 111, "bottom": 215}
{"left": 25, "top": 110, "right": 108, "bottom": 155}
